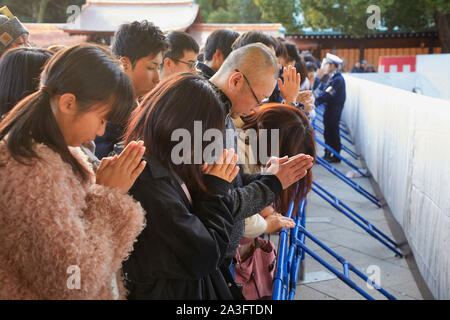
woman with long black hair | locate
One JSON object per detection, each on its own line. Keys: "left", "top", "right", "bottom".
{"left": 122, "top": 73, "right": 242, "bottom": 300}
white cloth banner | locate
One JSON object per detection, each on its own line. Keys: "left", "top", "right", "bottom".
{"left": 342, "top": 75, "right": 450, "bottom": 299}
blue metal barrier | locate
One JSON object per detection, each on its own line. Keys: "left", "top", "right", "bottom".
{"left": 315, "top": 137, "right": 368, "bottom": 177}
{"left": 312, "top": 181, "right": 402, "bottom": 257}
{"left": 273, "top": 201, "right": 295, "bottom": 300}
{"left": 272, "top": 199, "right": 398, "bottom": 300}
{"left": 293, "top": 226, "right": 397, "bottom": 300}
{"left": 312, "top": 123, "right": 359, "bottom": 159}
{"left": 312, "top": 120, "right": 355, "bottom": 146}
{"left": 314, "top": 107, "right": 350, "bottom": 136}
{"left": 316, "top": 156, "right": 381, "bottom": 207}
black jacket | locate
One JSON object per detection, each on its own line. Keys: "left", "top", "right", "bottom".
{"left": 122, "top": 156, "right": 240, "bottom": 300}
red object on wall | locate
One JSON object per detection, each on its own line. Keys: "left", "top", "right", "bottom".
{"left": 378, "top": 56, "right": 416, "bottom": 72}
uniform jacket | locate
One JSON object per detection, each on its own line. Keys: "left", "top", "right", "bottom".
{"left": 316, "top": 71, "right": 346, "bottom": 108}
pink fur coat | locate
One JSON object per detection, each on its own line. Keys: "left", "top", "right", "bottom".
{"left": 0, "top": 141, "right": 146, "bottom": 299}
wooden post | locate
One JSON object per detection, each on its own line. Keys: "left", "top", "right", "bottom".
{"left": 359, "top": 42, "right": 365, "bottom": 63}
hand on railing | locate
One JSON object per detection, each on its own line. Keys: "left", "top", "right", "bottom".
{"left": 265, "top": 213, "right": 296, "bottom": 234}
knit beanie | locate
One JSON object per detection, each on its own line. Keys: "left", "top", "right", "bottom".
{"left": 0, "top": 14, "right": 29, "bottom": 55}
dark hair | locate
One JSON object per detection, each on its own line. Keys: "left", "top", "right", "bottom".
{"left": 125, "top": 73, "right": 225, "bottom": 194}
{"left": 242, "top": 103, "right": 316, "bottom": 215}
{"left": 232, "top": 31, "right": 278, "bottom": 51}
{"left": 204, "top": 29, "right": 239, "bottom": 61}
{"left": 305, "top": 61, "right": 317, "bottom": 73}
{"left": 164, "top": 31, "right": 199, "bottom": 61}
{"left": 284, "top": 42, "right": 301, "bottom": 63}
{"left": 274, "top": 37, "right": 287, "bottom": 59}
{"left": 0, "top": 43, "right": 134, "bottom": 181}
{"left": 0, "top": 47, "right": 52, "bottom": 118}
{"left": 294, "top": 56, "right": 307, "bottom": 85}
{"left": 112, "top": 20, "right": 169, "bottom": 66}
{"left": 302, "top": 54, "right": 316, "bottom": 64}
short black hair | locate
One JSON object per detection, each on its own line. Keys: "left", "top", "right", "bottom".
{"left": 112, "top": 20, "right": 169, "bottom": 66}
{"left": 284, "top": 42, "right": 300, "bottom": 63}
{"left": 305, "top": 61, "right": 317, "bottom": 73}
{"left": 303, "top": 54, "right": 321, "bottom": 69}
{"left": 274, "top": 37, "right": 287, "bottom": 58}
{"left": 203, "top": 29, "right": 239, "bottom": 61}
{"left": 232, "top": 31, "right": 278, "bottom": 51}
{"left": 164, "top": 31, "right": 199, "bottom": 61}
{"left": 294, "top": 56, "right": 307, "bottom": 84}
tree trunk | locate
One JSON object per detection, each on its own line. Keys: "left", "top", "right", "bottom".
{"left": 37, "top": 0, "right": 51, "bottom": 23}
{"left": 434, "top": 10, "right": 450, "bottom": 53}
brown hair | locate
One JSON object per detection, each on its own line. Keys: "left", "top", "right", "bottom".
{"left": 0, "top": 43, "right": 134, "bottom": 181}
{"left": 125, "top": 73, "right": 225, "bottom": 194}
{"left": 242, "top": 103, "right": 316, "bottom": 215}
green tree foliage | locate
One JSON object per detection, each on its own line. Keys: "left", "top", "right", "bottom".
{"left": 299, "top": 0, "right": 450, "bottom": 51}
{"left": 207, "top": 0, "right": 263, "bottom": 23}
{"left": 3, "top": 0, "right": 85, "bottom": 23}
{"left": 196, "top": 0, "right": 228, "bottom": 21}
{"left": 255, "top": 0, "right": 301, "bottom": 33}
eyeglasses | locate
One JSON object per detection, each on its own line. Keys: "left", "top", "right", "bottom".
{"left": 171, "top": 58, "right": 198, "bottom": 70}
{"left": 235, "top": 69, "right": 268, "bottom": 106}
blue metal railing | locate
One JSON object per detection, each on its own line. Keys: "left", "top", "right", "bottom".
{"left": 316, "top": 156, "right": 381, "bottom": 207}
{"left": 314, "top": 105, "right": 350, "bottom": 136}
{"left": 314, "top": 137, "right": 368, "bottom": 177}
{"left": 272, "top": 199, "right": 399, "bottom": 300}
{"left": 312, "top": 121, "right": 360, "bottom": 159}
{"left": 312, "top": 181, "right": 402, "bottom": 257}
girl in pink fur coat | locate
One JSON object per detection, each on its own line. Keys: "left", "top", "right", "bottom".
{"left": 0, "top": 44, "right": 146, "bottom": 299}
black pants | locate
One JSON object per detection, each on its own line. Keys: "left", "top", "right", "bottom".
{"left": 323, "top": 103, "right": 344, "bottom": 154}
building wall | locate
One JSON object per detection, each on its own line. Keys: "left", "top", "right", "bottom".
{"left": 319, "top": 47, "right": 441, "bottom": 72}
{"left": 24, "top": 24, "right": 88, "bottom": 48}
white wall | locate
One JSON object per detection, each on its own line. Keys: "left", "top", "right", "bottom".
{"left": 349, "top": 54, "right": 450, "bottom": 100}
{"left": 342, "top": 75, "right": 450, "bottom": 299}
{"left": 416, "top": 54, "right": 450, "bottom": 100}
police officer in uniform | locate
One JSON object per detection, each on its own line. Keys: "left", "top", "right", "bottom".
{"left": 315, "top": 53, "right": 346, "bottom": 163}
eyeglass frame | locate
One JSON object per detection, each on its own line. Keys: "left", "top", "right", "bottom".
{"left": 234, "top": 69, "right": 269, "bottom": 106}
{"left": 169, "top": 57, "right": 198, "bottom": 70}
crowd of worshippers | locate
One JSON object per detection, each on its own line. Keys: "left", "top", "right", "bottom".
{"left": 0, "top": 12, "right": 347, "bottom": 300}
{"left": 350, "top": 60, "right": 376, "bottom": 73}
